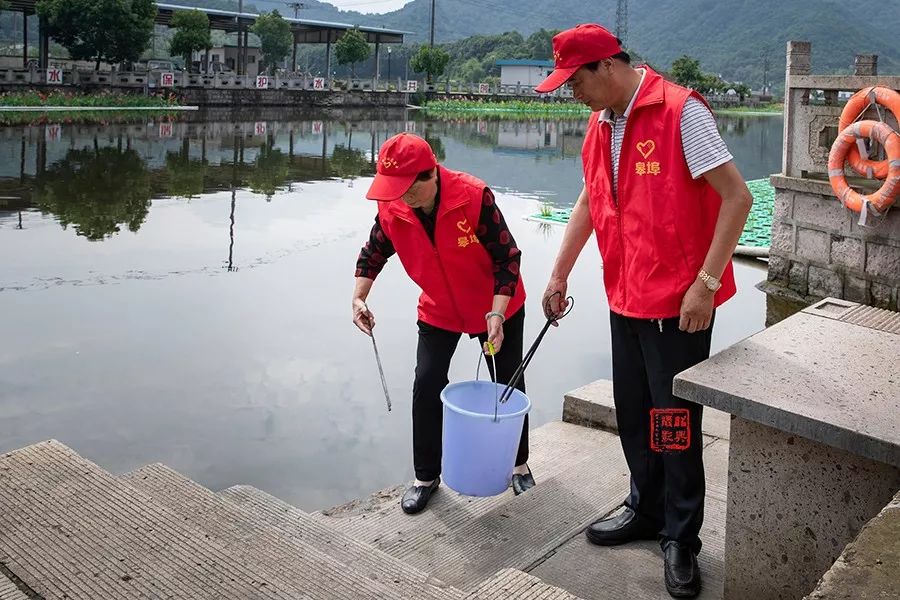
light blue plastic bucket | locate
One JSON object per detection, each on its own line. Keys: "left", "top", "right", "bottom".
{"left": 440, "top": 380, "right": 531, "bottom": 497}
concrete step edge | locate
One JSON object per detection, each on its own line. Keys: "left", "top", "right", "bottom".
{"left": 123, "top": 463, "right": 460, "bottom": 600}
{"left": 0, "top": 440, "right": 299, "bottom": 599}
{"left": 466, "top": 568, "right": 586, "bottom": 600}
{"left": 563, "top": 378, "right": 732, "bottom": 441}
{"left": 217, "top": 483, "right": 465, "bottom": 600}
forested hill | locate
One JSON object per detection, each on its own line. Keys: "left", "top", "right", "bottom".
{"left": 1, "top": 0, "right": 896, "bottom": 89}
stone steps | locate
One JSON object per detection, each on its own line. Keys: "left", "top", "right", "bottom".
{"left": 217, "top": 490, "right": 586, "bottom": 600}
{"left": 0, "top": 414, "right": 728, "bottom": 600}
{"left": 466, "top": 568, "right": 586, "bottom": 600}
{"left": 0, "top": 440, "right": 300, "bottom": 599}
{"left": 314, "top": 421, "right": 632, "bottom": 591}
{"left": 0, "top": 573, "right": 28, "bottom": 600}
{"left": 123, "top": 463, "right": 462, "bottom": 600}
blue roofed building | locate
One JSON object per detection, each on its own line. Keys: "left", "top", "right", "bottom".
{"left": 495, "top": 59, "right": 555, "bottom": 91}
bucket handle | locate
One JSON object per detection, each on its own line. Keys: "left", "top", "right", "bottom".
{"left": 475, "top": 346, "right": 501, "bottom": 422}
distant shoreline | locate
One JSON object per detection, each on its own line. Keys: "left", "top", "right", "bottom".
{"left": 425, "top": 99, "right": 784, "bottom": 118}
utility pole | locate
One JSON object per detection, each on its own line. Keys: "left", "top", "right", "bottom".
{"left": 615, "top": 0, "right": 628, "bottom": 47}
{"left": 286, "top": 2, "right": 306, "bottom": 73}
{"left": 285, "top": 2, "right": 305, "bottom": 19}
{"left": 430, "top": 0, "right": 435, "bottom": 47}
{"left": 237, "top": 0, "right": 244, "bottom": 76}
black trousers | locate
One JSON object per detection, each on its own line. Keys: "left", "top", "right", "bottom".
{"left": 610, "top": 310, "right": 713, "bottom": 553}
{"left": 413, "top": 307, "right": 528, "bottom": 481}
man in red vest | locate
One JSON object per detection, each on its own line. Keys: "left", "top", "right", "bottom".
{"left": 352, "top": 133, "right": 534, "bottom": 514}
{"left": 535, "top": 24, "right": 752, "bottom": 598}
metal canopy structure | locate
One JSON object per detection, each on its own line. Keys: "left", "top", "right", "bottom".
{"left": 3, "top": 0, "right": 410, "bottom": 75}
{"left": 5, "top": 0, "right": 409, "bottom": 42}
{"left": 154, "top": 3, "right": 410, "bottom": 43}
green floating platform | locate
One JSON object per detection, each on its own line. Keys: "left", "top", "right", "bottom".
{"left": 526, "top": 178, "right": 775, "bottom": 250}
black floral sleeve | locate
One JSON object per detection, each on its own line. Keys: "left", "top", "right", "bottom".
{"left": 475, "top": 188, "right": 522, "bottom": 296}
{"left": 355, "top": 215, "right": 396, "bottom": 279}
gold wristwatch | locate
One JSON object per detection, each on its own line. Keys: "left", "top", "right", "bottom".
{"left": 698, "top": 269, "right": 722, "bottom": 292}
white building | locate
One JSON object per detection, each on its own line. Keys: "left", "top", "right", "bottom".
{"left": 192, "top": 38, "right": 261, "bottom": 76}
{"left": 496, "top": 59, "right": 554, "bottom": 90}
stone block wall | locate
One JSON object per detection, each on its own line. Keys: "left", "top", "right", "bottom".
{"left": 177, "top": 88, "right": 408, "bottom": 108}
{"left": 767, "top": 42, "right": 900, "bottom": 311}
{"left": 767, "top": 176, "right": 900, "bottom": 310}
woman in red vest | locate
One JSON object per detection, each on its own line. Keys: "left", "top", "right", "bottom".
{"left": 352, "top": 133, "right": 533, "bottom": 514}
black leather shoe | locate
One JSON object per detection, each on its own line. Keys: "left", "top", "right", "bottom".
{"left": 585, "top": 505, "right": 659, "bottom": 546}
{"left": 511, "top": 468, "right": 536, "bottom": 495}
{"left": 663, "top": 540, "right": 701, "bottom": 598}
{"left": 401, "top": 478, "right": 440, "bottom": 515}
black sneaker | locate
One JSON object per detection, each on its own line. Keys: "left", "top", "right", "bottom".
{"left": 585, "top": 505, "right": 660, "bottom": 546}
{"left": 663, "top": 540, "right": 701, "bottom": 598}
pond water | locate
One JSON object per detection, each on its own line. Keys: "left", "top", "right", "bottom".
{"left": 0, "top": 110, "right": 783, "bottom": 510}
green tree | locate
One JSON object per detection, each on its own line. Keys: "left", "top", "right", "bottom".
{"left": 411, "top": 45, "right": 450, "bottom": 83}
{"left": 334, "top": 27, "right": 370, "bottom": 78}
{"left": 733, "top": 83, "right": 752, "bottom": 101}
{"left": 670, "top": 55, "right": 706, "bottom": 90}
{"left": 251, "top": 10, "right": 292, "bottom": 74}
{"left": 33, "top": 145, "right": 152, "bottom": 240}
{"left": 526, "top": 29, "right": 556, "bottom": 60}
{"left": 37, "top": 0, "right": 156, "bottom": 70}
{"left": 169, "top": 9, "right": 211, "bottom": 72}
{"left": 455, "top": 58, "right": 485, "bottom": 83}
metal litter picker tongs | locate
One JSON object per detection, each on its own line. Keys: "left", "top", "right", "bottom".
{"left": 363, "top": 303, "right": 391, "bottom": 412}
{"left": 497, "top": 291, "right": 575, "bottom": 404}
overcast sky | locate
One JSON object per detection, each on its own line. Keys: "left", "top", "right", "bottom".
{"left": 324, "top": 0, "right": 414, "bottom": 14}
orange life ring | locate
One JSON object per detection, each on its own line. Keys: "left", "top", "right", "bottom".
{"left": 828, "top": 120, "right": 900, "bottom": 214}
{"left": 838, "top": 86, "right": 900, "bottom": 179}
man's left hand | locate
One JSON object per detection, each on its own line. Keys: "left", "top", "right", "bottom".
{"left": 679, "top": 279, "right": 715, "bottom": 333}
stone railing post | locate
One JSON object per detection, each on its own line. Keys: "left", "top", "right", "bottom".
{"left": 853, "top": 54, "right": 878, "bottom": 76}
{"left": 782, "top": 41, "right": 812, "bottom": 177}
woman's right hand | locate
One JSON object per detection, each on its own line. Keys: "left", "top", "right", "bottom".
{"left": 352, "top": 298, "right": 375, "bottom": 336}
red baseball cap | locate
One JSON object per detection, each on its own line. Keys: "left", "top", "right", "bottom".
{"left": 534, "top": 24, "right": 623, "bottom": 93}
{"left": 366, "top": 133, "right": 438, "bottom": 201}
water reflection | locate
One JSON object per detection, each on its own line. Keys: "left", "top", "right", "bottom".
{"left": 34, "top": 146, "right": 152, "bottom": 241}
{"left": 165, "top": 140, "right": 208, "bottom": 200}
{"left": 0, "top": 110, "right": 784, "bottom": 510}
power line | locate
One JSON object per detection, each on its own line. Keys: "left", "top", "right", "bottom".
{"left": 337, "top": 0, "right": 404, "bottom": 7}
{"left": 448, "top": 0, "right": 569, "bottom": 30}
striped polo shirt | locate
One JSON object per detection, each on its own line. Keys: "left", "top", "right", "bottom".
{"left": 600, "top": 69, "right": 733, "bottom": 194}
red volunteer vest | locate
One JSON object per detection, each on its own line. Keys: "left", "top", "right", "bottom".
{"left": 582, "top": 67, "right": 737, "bottom": 319}
{"left": 377, "top": 166, "right": 526, "bottom": 333}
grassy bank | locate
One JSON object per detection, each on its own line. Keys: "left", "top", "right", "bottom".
{"left": 425, "top": 98, "right": 784, "bottom": 119}
{"left": 0, "top": 110, "right": 179, "bottom": 127}
{"left": 424, "top": 99, "right": 590, "bottom": 118}
{"left": 0, "top": 90, "right": 178, "bottom": 108}
{"left": 716, "top": 103, "right": 783, "bottom": 115}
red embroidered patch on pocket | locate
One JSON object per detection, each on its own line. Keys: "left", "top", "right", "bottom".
{"left": 650, "top": 408, "right": 691, "bottom": 452}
